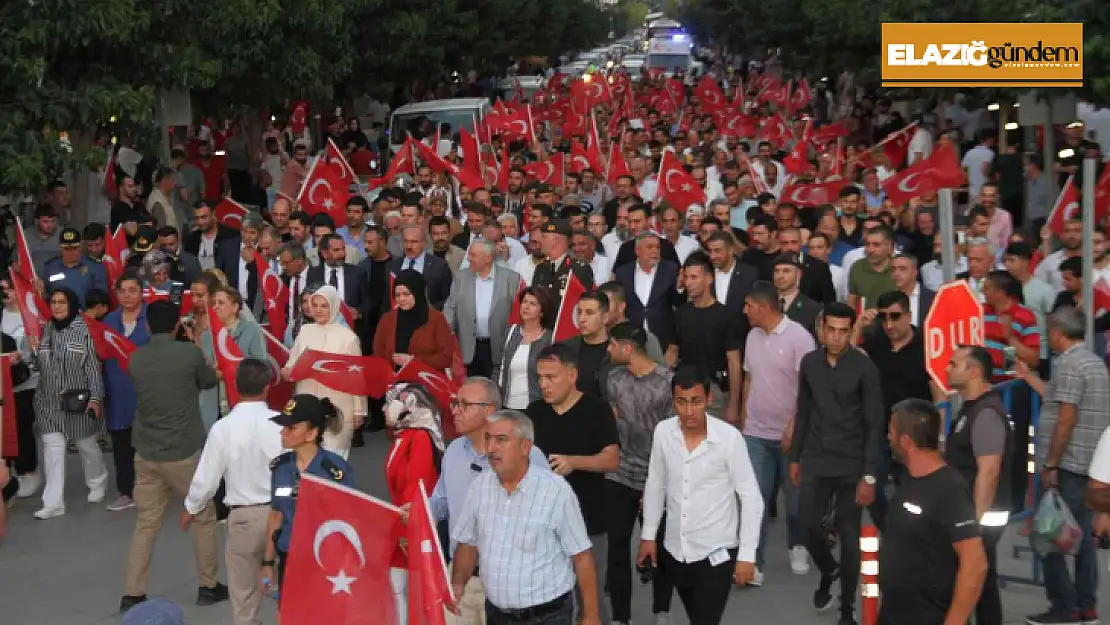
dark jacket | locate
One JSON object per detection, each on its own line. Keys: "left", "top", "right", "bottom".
{"left": 183, "top": 224, "right": 239, "bottom": 259}
{"left": 387, "top": 253, "right": 453, "bottom": 310}
{"left": 612, "top": 237, "right": 681, "bottom": 271}
{"left": 801, "top": 256, "right": 837, "bottom": 304}
{"left": 614, "top": 259, "right": 684, "bottom": 348}
{"left": 307, "top": 263, "right": 370, "bottom": 315}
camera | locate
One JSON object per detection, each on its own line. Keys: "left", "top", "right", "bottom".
{"left": 636, "top": 561, "right": 654, "bottom": 584}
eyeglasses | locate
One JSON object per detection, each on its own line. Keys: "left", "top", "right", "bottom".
{"left": 450, "top": 400, "right": 492, "bottom": 411}
{"left": 877, "top": 311, "right": 905, "bottom": 323}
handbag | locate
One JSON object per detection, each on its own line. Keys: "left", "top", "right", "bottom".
{"left": 60, "top": 389, "right": 92, "bottom": 415}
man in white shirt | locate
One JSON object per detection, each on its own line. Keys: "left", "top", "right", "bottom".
{"left": 601, "top": 204, "right": 633, "bottom": 261}
{"left": 513, "top": 225, "right": 547, "bottom": 286}
{"left": 659, "top": 207, "right": 701, "bottom": 263}
{"left": 806, "top": 232, "right": 848, "bottom": 302}
{"left": 907, "top": 122, "right": 933, "bottom": 165}
{"left": 630, "top": 156, "right": 658, "bottom": 203}
{"left": 181, "top": 359, "right": 282, "bottom": 625}
{"left": 1035, "top": 218, "right": 1083, "bottom": 293}
{"left": 572, "top": 229, "right": 610, "bottom": 284}
{"left": 961, "top": 131, "right": 997, "bottom": 199}
{"left": 638, "top": 367, "right": 763, "bottom": 625}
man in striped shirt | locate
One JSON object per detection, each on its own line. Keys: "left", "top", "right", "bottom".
{"left": 450, "top": 410, "right": 600, "bottom": 625}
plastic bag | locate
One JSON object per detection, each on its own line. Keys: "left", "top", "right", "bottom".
{"left": 1031, "top": 489, "right": 1083, "bottom": 556}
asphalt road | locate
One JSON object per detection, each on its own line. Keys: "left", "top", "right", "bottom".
{"left": 0, "top": 431, "right": 1101, "bottom": 624}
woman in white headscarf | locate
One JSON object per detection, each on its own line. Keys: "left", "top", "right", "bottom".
{"left": 282, "top": 285, "right": 366, "bottom": 458}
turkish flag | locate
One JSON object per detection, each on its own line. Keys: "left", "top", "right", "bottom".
{"left": 9, "top": 268, "right": 47, "bottom": 341}
{"left": 208, "top": 305, "right": 245, "bottom": 406}
{"left": 810, "top": 121, "right": 851, "bottom": 146}
{"left": 562, "top": 109, "right": 588, "bottom": 138}
{"left": 779, "top": 179, "right": 851, "bottom": 208}
{"left": 407, "top": 481, "right": 454, "bottom": 625}
{"left": 395, "top": 359, "right": 460, "bottom": 423}
{"left": 656, "top": 150, "right": 706, "bottom": 214}
{"left": 607, "top": 147, "right": 630, "bottom": 186}
{"left": 83, "top": 314, "right": 137, "bottom": 371}
{"left": 214, "top": 197, "right": 249, "bottom": 230}
{"left": 756, "top": 113, "right": 790, "bottom": 147}
{"left": 569, "top": 142, "right": 602, "bottom": 176}
{"left": 1094, "top": 277, "right": 1110, "bottom": 317}
{"left": 694, "top": 76, "right": 726, "bottom": 111}
{"left": 790, "top": 78, "right": 813, "bottom": 111}
{"left": 480, "top": 151, "right": 502, "bottom": 191}
{"left": 553, "top": 271, "right": 587, "bottom": 342}
{"left": 413, "top": 140, "right": 485, "bottom": 191}
{"left": 14, "top": 217, "right": 37, "bottom": 280}
{"left": 337, "top": 300, "right": 356, "bottom": 329}
{"left": 715, "top": 111, "right": 759, "bottom": 138}
{"left": 1046, "top": 176, "right": 1081, "bottom": 238}
{"left": 458, "top": 128, "right": 481, "bottom": 175}
{"left": 261, "top": 327, "right": 294, "bottom": 411}
{"left": 325, "top": 139, "right": 359, "bottom": 194}
{"left": 289, "top": 349, "right": 396, "bottom": 397}
{"left": 289, "top": 101, "right": 310, "bottom": 137}
{"left": 280, "top": 474, "right": 402, "bottom": 625}
{"left": 370, "top": 138, "right": 418, "bottom": 190}
{"left": 297, "top": 159, "right": 350, "bottom": 224}
{"left": 254, "top": 250, "right": 288, "bottom": 340}
{"left": 881, "top": 143, "right": 964, "bottom": 205}
{"left": 874, "top": 123, "right": 919, "bottom": 169}
{"left": 569, "top": 77, "right": 608, "bottom": 110}
{"left": 102, "top": 225, "right": 128, "bottom": 307}
{"left": 485, "top": 110, "right": 534, "bottom": 144}
{"left": 524, "top": 158, "right": 565, "bottom": 187}
{"left": 2, "top": 354, "right": 19, "bottom": 458}
{"left": 783, "top": 137, "right": 811, "bottom": 175}
{"left": 139, "top": 287, "right": 193, "bottom": 317}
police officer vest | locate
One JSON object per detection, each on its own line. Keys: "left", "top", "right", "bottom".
{"left": 946, "top": 389, "right": 1014, "bottom": 520}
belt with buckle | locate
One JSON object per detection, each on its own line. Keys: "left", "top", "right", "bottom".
{"left": 228, "top": 502, "right": 270, "bottom": 510}
{"left": 488, "top": 592, "right": 570, "bottom": 622}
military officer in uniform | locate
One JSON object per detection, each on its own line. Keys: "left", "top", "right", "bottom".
{"left": 530, "top": 219, "right": 595, "bottom": 298}
{"left": 43, "top": 228, "right": 109, "bottom": 308}
{"left": 261, "top": 395, "right": 355, "bottom": 598}
{"left": 126, "top": 225, "right": 158, "bottom": 271}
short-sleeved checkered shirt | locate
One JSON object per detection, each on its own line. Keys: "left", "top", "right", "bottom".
{"left": 1037, "top": 343, "right": 1110, "bottom": 475}
{"left": 452, "top": 464, "right": 591, "bottom": 609}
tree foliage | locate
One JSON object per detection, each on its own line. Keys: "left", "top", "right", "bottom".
{"left": 681, "top": 0, "right": 1110, "bottom": 104}
{"left": 0, "top": 0, "right": 608, "bottom": 196}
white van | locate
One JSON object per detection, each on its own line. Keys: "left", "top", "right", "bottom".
{"left": 388, "top": 98, "right": 491, "bottom": 153}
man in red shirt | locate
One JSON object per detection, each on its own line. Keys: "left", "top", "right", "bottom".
{"left": 981, "top": 269, "right": 1040, "bottom": 512}
{"left": 191, "top": 141, "right": 227, "bottom": 205}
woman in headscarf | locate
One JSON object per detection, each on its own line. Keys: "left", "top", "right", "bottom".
{"left": 373, "top": 270, "right": 455, "bottom": 373}
{"left": 282, "top": 285, "right": 366, "bottom": 458}
{"left": 382, "top": 383, "right": 444, "bottom": 625}
{"left": 28, "top": 287, "right": 108, "bottom": 520}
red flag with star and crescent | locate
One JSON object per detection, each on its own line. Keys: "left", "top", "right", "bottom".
{"left": 656, "top": 150, "right": 706, "bottom": 213}
{"left": 779, "top": 179, "right": 851, "bottom": 209}
{"left": 413, "top": 140, "right": 485, "bottom": 191}
{"left": 395, "top": 359, "right": 460, "bottom": 426}
{"left": 369, "top": 138, "right": 417, "bottom": 190}
{"left": 253, "top": 250, "right": 288, "bottom": 341}
{"left": 289, "top": 101, "right": 310, "bottom": 137}
{"left": 208, "top": 305, "right": 245, "bottom": 406}
{"left": 881, "top": 143, "right": 964, "bottom": 205}
{"left": 297, "top": 158, "right": 350, "bottom": 225}
{"left": 280, "top": 474, "right": 403, "bottom": 625}
{"left": 260, "top": 327, "right": 295, "bottom": 411}
{"left": 9, "top": 268, "right": 47, "bottom": 341}
{"left": 14, "top": 217, "right": 38, "bottom": 280}
{"left": 214, "top": 197, "right": 250, "bottom": 230}
{"left": 288, "top": 349, "right": 396, "bottom": 397}
{"left": 407, "top": 480, "right": 454, "bottom": 625}
{"left": 83, "top": 314, "right": 137, "bottom": 371}
{"left": 553, "top": 271, "right": 587, "bottom": 343}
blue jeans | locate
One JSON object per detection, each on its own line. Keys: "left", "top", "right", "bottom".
{"left": 1037, "top": 469, "right": 1099, "bottom": 614}
{"left": 745, "top": 435, "right": 801, "bottom": 568}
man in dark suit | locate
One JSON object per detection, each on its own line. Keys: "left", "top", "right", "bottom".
{"left": 214, "top": 215, "right": 262, "bottom": 311}
{"left": 892, "top": 253, "right": 936, "bottom": 326}
{"left": 183, "top": 202, "right": 239, "bottom": 267}
{"left": 156, "top": 225, "right": 204, "bottom": 287}
{"left": 387, "top": 224, "right": 452, "bottom": 310}
{"left": 451, "top": 202, "right": 487, "bottom": 251}
{"left": 308, "top": 233, "right": 369, "bottom": 320}
{"left": 773, "top": 253, "right": 822, "bottom": 338}
{"left": 356, "top": 225, "right": 395, "bottom": 347}
{"left": 704, "top": 230, "right": 759, "bottom": 316}
{"left": 778, "top": 226, "right": 837, "bottom": 304}
{"left": 611, "top": 203, "right": 681, "bottom": 270}
{"left": 613, "top": 232, "right": 683, "bottom": 349}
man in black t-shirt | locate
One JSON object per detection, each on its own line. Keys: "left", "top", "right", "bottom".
{"left": 526, "top": 343, "right": 620, "bottom": 622}
{"left": 878, "top": 398, "right": 987, "bottom": 625}
{"left": 557, "top": 292, "right": 613, "bottom": 400}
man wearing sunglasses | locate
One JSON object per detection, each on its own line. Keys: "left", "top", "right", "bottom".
{"left": 861, "top": 290, "right": 939, "bottom": 531}
{"left": 421, "top": 377, "right": 549, "bottom": 625}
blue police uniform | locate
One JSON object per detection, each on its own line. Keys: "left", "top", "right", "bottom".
{"left": 270, "top": 448, "right": 355, "bottom": 582}
{"left": 43, "top": 256, "right": 109, "bottom": 308}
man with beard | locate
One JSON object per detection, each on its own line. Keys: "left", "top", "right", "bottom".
{"left": 110, "top": 175, "right": 151, "bottom": 241}
{"left": 428, "top": 216, "right": 466, "bottom": 276}
{"left": 1036, "top": 218, "right": 1084, "bottom": 292}
{"left": 602, "top": 175, "right": 638, "bottom": 230}
{"left": 513, "top": 225, "right": 547, "bottom": 286}
{"left": 504, "top": 167, "right": 527, "bottom": 218}
{"left": 612, "top": 204, "right": 680, "bottom": 270}
{"left": 279, "top": 139, "right": 311, "bottom": 200}
{"left": 578, "top": 168, "right": 609, "bottom": 210}
{"left": 191, "top": 140, "right": 227, "bottom": 206}
{"left": 602, "top": 204, "right": 632, "bottom": 261}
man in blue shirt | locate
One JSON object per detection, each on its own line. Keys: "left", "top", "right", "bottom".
{"left": 43, "top": 228, "right": 109, "bottom": 307}
{"left": 421, "top": 377, "right": 548, "bottom": 625}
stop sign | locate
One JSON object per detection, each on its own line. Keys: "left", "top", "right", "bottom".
{"left": 924, "top": 281, "right": 986, "bottom": 392}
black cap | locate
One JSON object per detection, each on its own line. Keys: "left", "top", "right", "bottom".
{"left": 772, "top": 252, "right": 803, "bottom": 270}
{"left": 133, "top": 225, "right": 157, "bottom": 252}
{"left": 59, "top": 227, "right": 82, "bottom": 246}
{"left": 270, "top": 394, "right": 332, "bottom": 430}
{"left": 541, "top": 219, "right": 573, "bottom": 238}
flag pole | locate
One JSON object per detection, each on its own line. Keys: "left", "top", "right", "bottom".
{"left": 1083, "top": 158, "right": 1097, "bottom": 345}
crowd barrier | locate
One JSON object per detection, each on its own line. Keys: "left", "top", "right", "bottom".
{"left": 938, "top": 379, "right": 1043, "bottom": 588}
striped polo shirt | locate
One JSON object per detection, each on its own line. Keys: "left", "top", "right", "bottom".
{"left": 983, "top": 302, "right": 1040, "bottom": 381}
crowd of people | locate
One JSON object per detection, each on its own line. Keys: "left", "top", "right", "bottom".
{"left": 3, "top": 57, "right": 1110, "bottom": 625}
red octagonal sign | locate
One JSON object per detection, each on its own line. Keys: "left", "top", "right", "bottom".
{"left": 924, "top": 281, "right": 985, "bottom": 393}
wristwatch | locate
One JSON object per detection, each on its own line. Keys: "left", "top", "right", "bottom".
{"left": 262, "top": 558, "right": 276, "bottom": 567}
{"left": 862, "top": 475, "right": 876, "bottom": 486}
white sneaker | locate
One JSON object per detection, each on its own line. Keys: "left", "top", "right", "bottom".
{"left": 747, "top": 566, "right": 764, "bottom": 587}
{"left": 790, "top": 545, "right": 811, "bottom": 575}
{"left": 16, "top": 472, "right": 41, "bottom": 498}
{"left": 87, "top": 487, "right": 106, "bottom": 503}
{"left": 33, "top": 506, "right": 65, "bottom": 520}
{"left": 654, "top": 613, "right": 673, "bottom": 625}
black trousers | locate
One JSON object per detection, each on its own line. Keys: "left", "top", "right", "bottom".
{"left": 661, "top": 546, "right": 736, "bottom": 625}
{"left": 1010, "top": 381, "right": 1033, "bottom": 512}
{"left": 799, "top": 474, "right": 862, "bottom": 609}
{"left": 109, "top": 428, "right": 135, "bottom": 498}
{"left": 466, "top": 340, "right": 494, "bottom": 378}
{"left": 977, "top": 526, "right": 1003, "bottom": 625}
{"left": 605, "top": 481, "right": 673, "bottom": 621}
{"left": 12, "top": 389, "right": 36, "bottom": 474}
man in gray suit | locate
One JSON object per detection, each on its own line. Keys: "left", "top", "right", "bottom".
{"left": 443, "top": 239, "right": 520, "bottom": 378}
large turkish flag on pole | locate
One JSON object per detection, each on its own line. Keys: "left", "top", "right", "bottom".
{"left": 288, "top": 349, "right": 396, "bottom": 397}
{"left": 280, "top": 474, "right": 403, "bottom": 625}
{"left": 407, "top": 480, "right": 454, "bottom": 625}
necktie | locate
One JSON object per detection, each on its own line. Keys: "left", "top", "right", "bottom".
{"left": 329, "top": 268, "right": 339, "bottom": 289}
{"left": 291, "top": 274, "right": 300, "bottom": 318}
{"left": 405, "top": 258, "right": 413, "bottom": 270}
{"left": 780, "top": 297, "right": 787, "bottom": 313}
